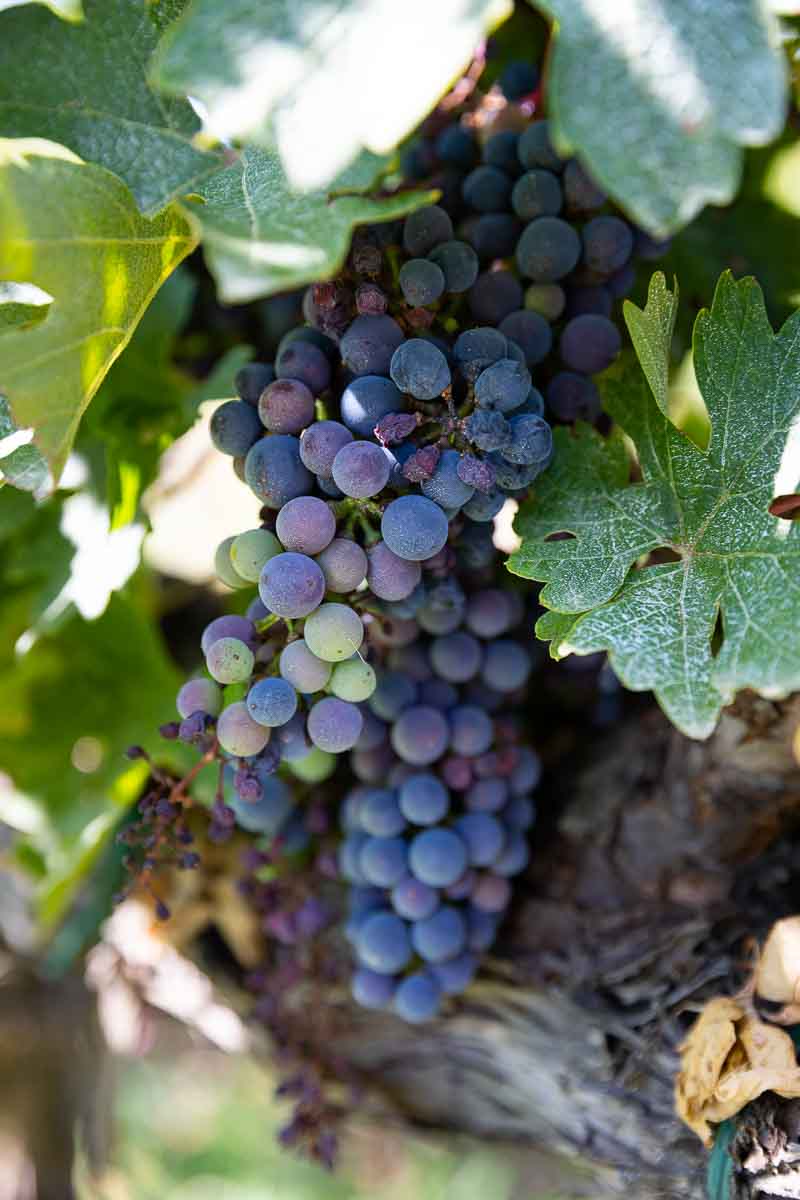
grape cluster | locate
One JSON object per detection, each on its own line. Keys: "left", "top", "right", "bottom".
{"left": 164, "top": 63, "right": 666, "bottom": 1023}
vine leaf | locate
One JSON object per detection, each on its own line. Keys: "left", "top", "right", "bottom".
{"left": 534, "top": 0, "right": 787, "bottom": 235}
{"left": 510, "top": 272, "right": 800, "bottom": 739}
{"left": 0, "top": 139, "right": 197, "bottom": 482}
{"left": 187, "top": 146, "right": 438, "bottom": 303}
{"left": 150, "top": 0, "right": 511, "bottom": 189}
{"left": 0, "top": 591, "right": 187, "bottom": 930}
{"left": 0, "top": 282, "right": 52, "bottom": 334}
{"left": 0, "top": 0, "right": 223, "bottom": 216}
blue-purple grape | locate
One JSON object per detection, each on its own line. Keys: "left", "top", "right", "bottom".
{"left": 259, "top": 552, "right": 325, "bottom": 618}
{"left": 307, "top": 696, "right": 363, "bottom": 752}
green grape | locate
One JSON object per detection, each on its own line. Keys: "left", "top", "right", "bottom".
{"left": 303, "top": 603, "right": 364, "bottom": 662}
{"left": 287, "top": 745, "right": 336, "bottom": 782}
{"left": 214, "top": 536, "right": 249, "bottom": 589}
{"left": 230, "top": 528, "right": 282, "bottom": 581}
{"left": 329, "top": 656, "right": 377, "bottom": 702}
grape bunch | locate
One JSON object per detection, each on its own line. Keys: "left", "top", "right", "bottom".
{"left": 161, "top": 55, "right": 666, "bottom": 1024}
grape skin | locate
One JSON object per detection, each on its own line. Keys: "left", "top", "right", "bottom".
{"left": 217, "top": 702, "right": 271, "bottom": 757}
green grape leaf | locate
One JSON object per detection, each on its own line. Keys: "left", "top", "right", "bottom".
{"left": 0, "top": 0, "right": 223, "bottom": 216}
{"left": 0, "top": 282, "right": 52, "bottom": 333}
{"left": 0, "top": 139, "right": 197, "bottom": 482}
{"left": 0, "top": 0, "right": 82, "bottom": 18}
{"left": 81, "top": 268, "right": 198, "bottom": 527}
{"left": 0, "top": 488, "right": 74, "bottom": 655}
{"left": 151, "top": 0, "right": 510, "bottom": 189}
{"left": 623, "top": 273, "right": 678, "bottom": 417}
{"left": 0, "top": 443, "right": 50, "bottom": 492}
{"left": 510, "top": 272, "right": 800, "bottom": 739}
{"left": 187, "top": 146, "right": 438, "bottom": 302}
{"left": 0, "top": 590, "right": 186, "bottom": 928}
{"left": 535, "top": 0, "right": 787, "bottom": 236}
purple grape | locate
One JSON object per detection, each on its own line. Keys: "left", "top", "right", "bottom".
{"left": 352, "top": 967, "right": 396, "bottom": 1009}
{"left": 279, "top": 639, "right": 331, "bottom": 692}
{"left": 498, "top": 310, "right": 552, "bottom": 368}
{"left": 276, "top": 496, "right": 336, "bottom": 555}
{"left": 381, "top": 495, "right": 449, "bottom": 562}
{"left": 466, "top": 778, "right": 509, "bottom": 813}
{"left": 332, "top": 440, "right": 391, "bottom": 498}
{"left": 465, "top": 589, "right": 514, "bottom": 638}
{"left": 391, "top": 877, "right": 440, "bottom": 921}
{"left": 462, "top": 165, "right": 512, "bottom": 213}
{"left": 390, "top": 339, "right": 451, "bottom": 401}
{"left": 246, "top": 677, "right": 298, "bottom": 727}
{"left": 276, "top": 338, "right": 331, "bottom": 394}
{"left": 176, "top": 677, "right": 223, "bottom": 719}
{"left": 307, "top": 696, "right": 363, "bottom": 752}
{"left": 428, "top": 240, "right": 479, "bottom": 293}
{"left": 421, "top": 449, "right": 475, "bottom": 509}
{"left": 403, "top": 205, "right": 454, "bottom": 256}
{"left": 562, "top": 160, "right": 605, "bottom": 211}
{"left": 582, "top": 215, "right": 634, "bottom": 275}
{"left": 398, "top": 773, "right": 450, "bottom": 825}
{"left": 409, "top": 827, "right": 468, "bottom": 887}
{"left": 516, "top": 215, "right": 581, "bottom": 282}
{"left": 340, "top": 314, "right": 405, "bottom": 376}
{"left": 359, "top": 789, "right": 406, "bottom": 837}
{"left": 340, "top": 376, "right": 406, "bottom": 438}
{"left": 492, "top": 831, "right": 530, "bottom": 876}
{"left": 367, "top": 541, "right": 422, "bottom": 601}
{"left": 430, "top": 631, "right": 483, "bottom": 683}
{"left": 511, "top": 169, "right": 562, "bottom": 220}
{"left": 399, "top": 258, "right": 446, "bottom": 305}
{"left": 432, "top": 952, "right": 477, "bottom": 994}
{"left": 482, "top": 640, "right": 532, "bottom": 692}
{"left": 244, "top": 434, "right": 313, "bottom": 508}
{"left": 299, "top": 420, "right": 353, "bottom": 477}
{"left": 517, "top": 121, "right": 562, "bottom": 171}
{"left": 258, "top": 379, "right": 315, "bottom": 434}
{"left": 316, "top": 538, "right": 367, "bottom": 593}
{"left": 356, "top": 911, "right": 412, "bottom": 974}
{"left": 259, "top": 552, "right": 325, "bottom": 618}
{"left": 391, "top": 705, "right": 450, "bottom": 765}
{"left": 468, "top": 271, "right": 523, "bottom": 325}
{"left": 559, "top": 314, "right": 621, "bottom": 374}
{"left": 453, "top": 813, "right": 506, "bottom": 866}
{"left": 545, "top": 371, "right": 601, "bottom": 422}
{"left": 210, "top": 400, "right": 263, "bottom": 457}
{"left": 360, "top": 836, "right": 408, "bottom": 887}
{"left": 217, "top": 702, "right": 271, "bottom": 757}
{"left": 393, "top": 971, "right": 442, "bottom": 1022}
{"left": 412, "top": 904, "right": 466, "bottom": 963}
{"left": 235, "top": 361, "right": 275, "bottom": 404}
{"left": 472, "top": 873, "right": 512, "bottom": 912}
{"left": 449, "top": 705, "right": 493, "bottom": 756}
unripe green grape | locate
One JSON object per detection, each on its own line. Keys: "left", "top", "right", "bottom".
{"left": 215, "top": 536, "right": 249, "bottom": 589}
{"left": 287, "top": 745, "right": 336, "bottom": 782}
{"left": 206, "top": 636, "right": 255, "bottom": 684}
{"left": 329, "top": 656, "right": 377, "bottom": 702}
{"left": 231, "top": 528, "right": 282, "bottom": 582}
{"left": 303, "top": 603, "right": 364, "bottom": 662}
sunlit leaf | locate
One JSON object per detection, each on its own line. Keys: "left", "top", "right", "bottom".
{"left": 0, "top": 139, "right": 197, "bottom": 481}
{"left": 0, "top": 0, "right": 222, "bottom": 215}
{"left": 535, "top": 0, "right": 787, "bottom": 235}
{"left": 188, "top": 146, "right": 437, "bottom": 302}
{"left": 151, "top": 0, "right": 510, "bottom": 189}
{"left": 511, "top": 273, "right": 800, "bottom": 738}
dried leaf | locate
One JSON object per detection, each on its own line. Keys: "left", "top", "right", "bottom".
{"left": 757, "top": 918, "right": 800, "bottom": 1005}
{"left": 676, "top": 998, "right": 800, "bottom": 1145}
